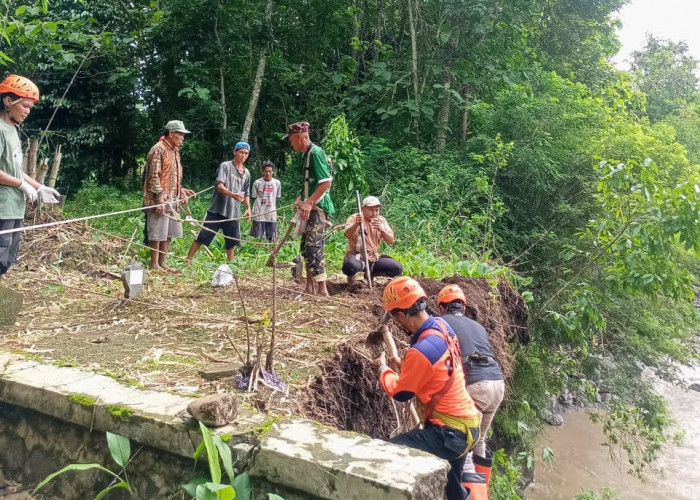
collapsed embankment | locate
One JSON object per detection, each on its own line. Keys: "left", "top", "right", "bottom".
{"left": 0, "top": 211, "right": 531, "bottom": 498}
{"left": 305, "top": 276, "right": 529, "bottom": 440}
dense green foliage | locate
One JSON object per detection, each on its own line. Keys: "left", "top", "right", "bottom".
{"left": 5, "top": 1, "right": 700, "bottom": 498}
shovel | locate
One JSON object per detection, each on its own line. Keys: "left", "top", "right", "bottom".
{"left": 366, "top": 314, "right": 421, "bottom": 427}
{"left": 266, "top": 212, "right": 305, "bottom": 269}
{"left": 265, "top": 221, "right": 296, "bottom": 268}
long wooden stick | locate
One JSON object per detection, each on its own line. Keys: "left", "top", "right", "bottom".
{"left": 355, "top": 190, "right": 373, "bottom": 288}
{"left": 380, "top": 325, "right": 421, "bottom": 426}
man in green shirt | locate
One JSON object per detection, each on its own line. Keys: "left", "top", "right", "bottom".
{"left": 286, "top": 121, "right": 334, "bottom": 296}
{"left": 0, "top": 75, "right": 61, "bottom": 277}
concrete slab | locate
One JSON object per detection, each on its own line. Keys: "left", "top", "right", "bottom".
{"left": 0, "top": 353, "right": 266, "bottom": 459}
{"left": 252, "top": 419, "right": 449, "bottom": 499}
{"left": 0, "top": 354, "right": 449, "bottom": 499}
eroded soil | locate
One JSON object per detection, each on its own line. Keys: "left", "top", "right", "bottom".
{"left": 0, "top": 213, "right": 528, "bottom": 437}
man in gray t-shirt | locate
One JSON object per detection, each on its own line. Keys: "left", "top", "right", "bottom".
{"left": 186, "top": 142, "right": 251, "bottom": 264}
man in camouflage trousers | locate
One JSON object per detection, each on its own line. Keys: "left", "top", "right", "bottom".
{"left": 285, "top": 121, "right": 334, "bottom": 296}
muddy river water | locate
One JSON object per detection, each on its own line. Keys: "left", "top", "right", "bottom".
{"left": 525, "top": 365, "right": 700, "bottom": 500}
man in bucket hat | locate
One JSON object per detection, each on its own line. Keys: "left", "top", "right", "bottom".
{"left": 343, "top": 195, "right": 402, "bottom": 284}
{"left": 142, "top": 120, "right": 196, "bottom": 274}
{"left": 286, "top": 121, "right": 334, "bottom": 296}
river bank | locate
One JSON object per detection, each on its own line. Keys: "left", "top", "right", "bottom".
{"left": 525, "top": 364, "right": 700, "bottom": 500}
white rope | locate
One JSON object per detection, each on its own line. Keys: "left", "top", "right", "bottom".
{"left": 0, "top": 186, "right": 214, "bottom": 236}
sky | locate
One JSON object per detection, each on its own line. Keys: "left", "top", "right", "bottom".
{"left": 611, "top": 0, "right": 700, "bottom": 69}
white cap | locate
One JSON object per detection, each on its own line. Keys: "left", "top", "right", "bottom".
{"left": 362, "top": 196, "right": 382, "bottom": 207}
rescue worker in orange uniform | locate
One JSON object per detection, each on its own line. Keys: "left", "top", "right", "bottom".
{"left": 438, "top": 284, "right": 505, "bottom": 497}
{"left": 373, "top": 276, "right": 482, "bottom": 500}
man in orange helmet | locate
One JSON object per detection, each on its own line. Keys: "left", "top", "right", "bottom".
{"left": 373, "top": 276, "right": 482, "bottom": 500}
{"left": 0, "top": 75, "right": 61, "bottom": 276}
{"left": 438, "top": 284, "right": 505, "bottom": 492}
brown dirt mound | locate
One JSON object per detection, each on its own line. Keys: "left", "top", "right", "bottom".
{"left": 420, "top": 275, "right": 529, "bottom": 379}
{"left": 17, "top": 207, "right": 124, "bottom": 271}
{"left": 303, "top": 341, "right": 414, "bottom": 439}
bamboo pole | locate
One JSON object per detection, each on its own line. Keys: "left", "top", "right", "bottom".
{"left": 26, "top": 137, "right": 38, "bottom": 179}
{"left": 48, "top": 145, "right": 62, "bottom": 188}
{"left": 36, "top": 158, "right": 49, "bottom": 185}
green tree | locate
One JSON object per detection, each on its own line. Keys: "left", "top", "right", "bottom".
{"left": 631, "top": 35, "right": 699, "bottom": 122}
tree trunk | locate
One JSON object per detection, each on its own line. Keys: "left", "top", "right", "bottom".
{"left": 407, "top": 0, "right": 419, "bottom": 101}
{"left": 220, "top": 67, "right": 227, "bottom": 130}
{"left": 407, "top": 0, "right": 420, "bottom": 137}
{"left": 436, "top": 35, "right": 459, "bottom": 150}
{"left": 241, "top": 52, "right": 267, "bottom": 143}
{"left": 460, "top": 86, "right": 470, "bottom": 142}
{"left": 241, "top": 0, "right": 273, "bottom": 143}
{"left": 214, "top": 13, "right": 227, "bottom": 130}
{"left": 372, "top": 0, "right": 384, "bottom": 60}
{"left": 435, "top": 84, "right": 451, "bottom": 150}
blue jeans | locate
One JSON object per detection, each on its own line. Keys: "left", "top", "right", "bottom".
{"left": 390, "top": 422, "right": 478, "bottom": 500}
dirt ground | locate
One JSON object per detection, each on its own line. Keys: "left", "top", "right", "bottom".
{"left": 0, "top": 212, "right": 528, "bottom": 439}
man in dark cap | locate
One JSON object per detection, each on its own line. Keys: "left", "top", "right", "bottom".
{"left": 286, "top": 121, "right": 334, "bottom": 296}
{"left": 185, "top": 141, "right": 251, "bottom": 265}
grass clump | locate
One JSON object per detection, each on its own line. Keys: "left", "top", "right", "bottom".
{"left": 69, "top": 393, "right": 98, "bottom": 407}
{"left": 106, "top": 404, "right": 135, "bottom": 420}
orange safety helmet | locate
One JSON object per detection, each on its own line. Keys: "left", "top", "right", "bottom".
{"left": 437, "top": 284, "right": 467, "bottom": 307}
{"left": 382, "top": 276, "right": 427, "bottom": 312}
{"left": 0, "top": 74, "right": 40, "bottom": 102}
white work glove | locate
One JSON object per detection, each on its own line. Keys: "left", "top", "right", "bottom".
{"left": 37, "top": 185, "right": 61, "bottom": 204}
{"left": 18, "top": 180, "right": 38, "bottom": 203}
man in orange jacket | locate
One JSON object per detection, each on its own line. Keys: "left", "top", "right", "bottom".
{"left": 373, "top": 276, "right": 482, "bottom": 500}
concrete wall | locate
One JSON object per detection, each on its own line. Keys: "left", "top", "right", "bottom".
{"left": 0, "top": 402, "right": 198, "bottom": 498}
{"left": 0, "top": 353, "right": 450, "bottom": 500}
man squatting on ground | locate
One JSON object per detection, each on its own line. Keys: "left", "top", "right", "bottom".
{"left": 374, "top": 276, "right": 482, "bottom": 500}
{"left": 142, "top": 120, "right": 196, "bottom": 273}
{"left": 186, "top": 142, "right": 252, "bottom": 265}
{"left": 342, "top": 195, "right": 402, "bottom": 283}
{"left": 286, "top": 121, "right": 334, "bottom": 297}
{"left": 438, "top": 284, "right": 505, "bottom": 491}
{"left": 0, "top": 75, "right": 61, "bottom": 277}
{"left": 250, "top": 160, "right": 281, "bottom": 242}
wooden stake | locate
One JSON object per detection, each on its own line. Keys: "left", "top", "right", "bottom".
{"left": 36, "top": 159, "right": 49, "bottom": 185}
{"left": 266, "top": 259, "right": 277, "bottom": 372}
{"left": 233, "top": 273, "right": 252, "bottom": 364}
{"left": 26, "top": 138, "right": 39, "bottom": 179}
{"left": 48, "top": 145, "right": 62, "bottom": 188}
